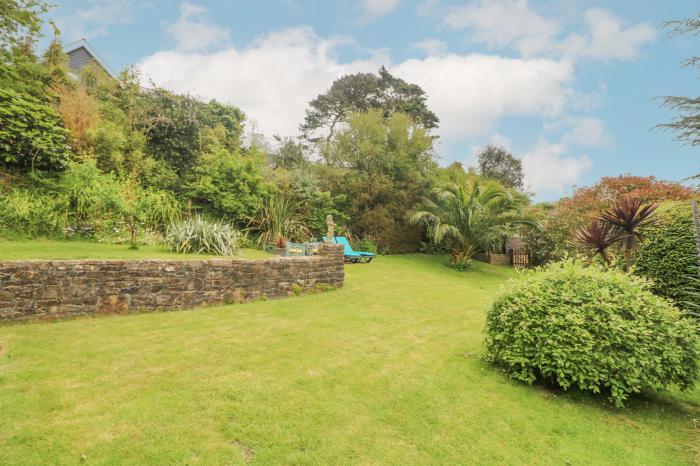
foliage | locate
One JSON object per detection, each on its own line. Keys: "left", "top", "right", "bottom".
{"left": 273, "top": 169, "right": 349, "bottom": 236}
{"left": 0, "top": 0, "right": 49, "bottom": 53}
{"left": 301, "top": 66, "right": 438, "bottom": 141}
{"left": 186, "top": 143, "right": 270, "bottom": 223}
{"left": 117, "top": 180, "right": 182, "bottom": 248}
{"left": 0, "top": 161, "right": 181, "bottom": 245}
{"left": 598, "top": 195, "right": 657, "bottom": 269}
{"left": 351, "top": 237, "right": 379, "bottom": 255}
{"left": 0, "top": 187, "right": 64, "bottom": 237}
{"left": 138, "top": 88, "right": 245, "bottom": 178}
{"left": 322, "top": 110, "right": 436, "bottom": 252}
{"left": 270, "top": 135, "right": 308, "bottom": 169}
{"left": 49, "top": 80, "right": 101, "bottom": 154}
{"left": 559, "top": 175, "right": 692, "bottom": 221}
{"left": 575, "top": 220, "right": 620, "bottom": 265}
{"left": 484, "top": 260, "right": 699, "bottom": 407}
{"left": 450, "top": 248, "right": 474, "bottom": 270}
{"left": 658, "top": 12, "right": 700, "bottom": 148}
{"left": 634, "top": 201, "right": 700, "bottom": 307}
{"left": 0, "top": 87, "right": 69, "bottom": 170}
{"left": 682, "top": 275, "right": 700, "bottom": 319}
{"left": 247, "top": 194, "right": 310, "bottom": 246}
{"left": 409, "top": 177, "right": 534, "bottom": 266}
{"left": 476, "top": 144, "right": 524, "bottom": 190}
{"left": 531, "top": 176, "right": 693, "bottom": 265}
{"left": 165, "top": 215, "right": 242, "bottom": 256}
{"left": 56, "top": 160, "right": 122, "bottom": 225}
{"left": 521, "top": 202, "right": 570, "bottom": 266}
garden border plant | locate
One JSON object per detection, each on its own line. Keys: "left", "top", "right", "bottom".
{"left": 483, "top": 260, "right": 699, "bottom": 407}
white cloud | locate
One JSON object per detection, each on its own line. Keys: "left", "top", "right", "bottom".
{"left": 560, "top": 9, "right": 657, "bottom": 61}
{"left": 56, "top": 0, "right": 135, "bottom": 40}
{"left": 559, "top": 116, "right": 611, "bottom": 147}
{"left": 413, "top": 38, "right": 448, "bottom": 56}
{"left": 444, "top": 0, "right": 560, "bottom": 57}
{"left": 166, "top": 2, "right": 230, "bottom": 52}
{"left": 359, "top": 0, "right": 401, "bottom": 19}
{"left": 139, "top": 23, "right": 573, "bottom": 141}
{"left": 139, "top": 27, "right": 380, "bottom": 137}
{"left": 521, "top": 137, "right": 592, "bottom": 196}
{"left": 444, "top": 1, "right": 656, "bottom": 61}
{"left": 393, "top": 54, "right": 573, "bottom": 140}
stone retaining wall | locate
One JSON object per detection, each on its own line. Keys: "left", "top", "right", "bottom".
{"left": 0, "top": 243, "right": 344, "bottom": 322}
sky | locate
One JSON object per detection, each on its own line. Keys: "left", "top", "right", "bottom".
{"left": 46, "top": 0, "right": 700, "bottom": 201}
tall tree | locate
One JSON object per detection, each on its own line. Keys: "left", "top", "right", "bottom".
{"left": 658, "top": 12, "right": 700, "bottom": 149}
{"left": 301, "top": 66, "right": 438, "bottom": 141}
{"left": 321, "top": 109, "right": 436, "bottom": 252}
{"left": 476, "top": 144, "right": 524, "bottom": 190}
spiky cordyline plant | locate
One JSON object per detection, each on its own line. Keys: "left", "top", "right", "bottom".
{"left": 409, "top": 179, "right": 536, "bottom": 265}
{"left": 575, "top": 220, "right": 621, "bottom": 265}
{"left": 248, "top": 194, "right": 309, "bottom": 247}
{"left": 599, "top": 195, "right": 657, "bottom": 270}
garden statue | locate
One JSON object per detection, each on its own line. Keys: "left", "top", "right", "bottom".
{"left": 325, "top": 214, "right": 336, "bottom": 242}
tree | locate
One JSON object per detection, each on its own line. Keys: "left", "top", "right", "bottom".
{"left": 599, "top": 195, "right": 658, "bottom": 270}
{"left": 658, "top": 12, "right": 700, "bottom": 148}
{"left": 0, "top": 0, "right": 49, "bottom": 54}
{"left": 186, "top": 142, "right": 270, "bottom": 224}
{"left": 551, "top": 175, "right": 693, "bottom": 254}
{"left": 0, "top": 87, "right": 69, "bottom": 171}
{"left": 301, "top": 66, "right": 439, "bottom": 141}
{"left": 137, "top": 88, "right": 245, "bottom": 178}
{"left": 575, "top": 220, "right": 620, "bottom": 265}
{"left": 476, "top": 144, "right": 524, "bottom": 190}
{"left": 321, "top": 110, "right": 436, "bottom": 252}
{"left": 409, "top": 178, "right": 534, "bottom": 267}
{"left": 270, "top": 135, "right": 307, "bottom": 169}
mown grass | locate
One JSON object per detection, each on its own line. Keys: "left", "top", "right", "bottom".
{"left": 0, "top": 239, "right": 272, "bottom": 260}
{"left": 0, "top": 246, "right": 699, "bottom": 464}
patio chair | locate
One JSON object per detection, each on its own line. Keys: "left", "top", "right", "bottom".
{"left": 324, "top": 236, "right": 375, "bottom": 263}
{"left": 322, "top": 236, "right": 364, "bottom": 263}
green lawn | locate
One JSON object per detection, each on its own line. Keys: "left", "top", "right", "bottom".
{"left": 0, "top": 239, "right": 272, "bottom": 260}
{"left": 0, "top": 247, "right": 699, "bottom": 464}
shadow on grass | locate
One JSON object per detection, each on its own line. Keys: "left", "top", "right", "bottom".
{"left": 475, "top": 357, "right": 699, "bottom": 418}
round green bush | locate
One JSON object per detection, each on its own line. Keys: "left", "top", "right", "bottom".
{"left": 483, "top": 260, "right": 699, "bottom": 407}
{"left": 633, "top": 201, "right": 699, "bottom": 305}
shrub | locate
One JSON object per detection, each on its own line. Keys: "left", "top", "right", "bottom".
{"left": 351, "top": 237, "right": 379, "bottom": 255}
{"left": 483, "top": 260, "right": 699, "bottom": 407}
{"left": 633, "top": 201, "right": 699, "bottom": 306}
{"left": 165, "top": 216, "right": 242, "bottom": 256}
{"left": 0, "top": 188, "right": 65, "bottom": 237}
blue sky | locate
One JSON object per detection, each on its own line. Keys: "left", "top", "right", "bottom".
{"left": 47, "top": 0, "right": 699, "bottom": 200}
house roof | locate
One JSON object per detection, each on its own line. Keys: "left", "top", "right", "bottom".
{"left": 63, "top": 39, "right": 116, "bottom": 78}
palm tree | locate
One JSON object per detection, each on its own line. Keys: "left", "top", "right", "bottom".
{"left": 409, "top": 179, "right": 535, "bottom": 266}
{"left": 599, "top": 195, "right": 657, "bottom": 270}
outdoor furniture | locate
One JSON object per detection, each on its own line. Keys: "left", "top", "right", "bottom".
{"left": 334, "top": 236, "right": 375, "bottom": 263}
{"left": 286, "top": 242, "right": 305, "bottom": 257}
{"left": 303, "top": 241, "right": 322, "bottom": 255}
{"left": 323, "top": 236, "right": 375, "bottom": 263}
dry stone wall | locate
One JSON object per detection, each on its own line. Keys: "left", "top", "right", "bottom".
{"left": 0, "top": 243, "right": 344, "bottom": 322}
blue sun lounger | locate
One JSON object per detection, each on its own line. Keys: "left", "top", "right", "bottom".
{"left": 323, "top": 236, "right": 375, "bottom": 263}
